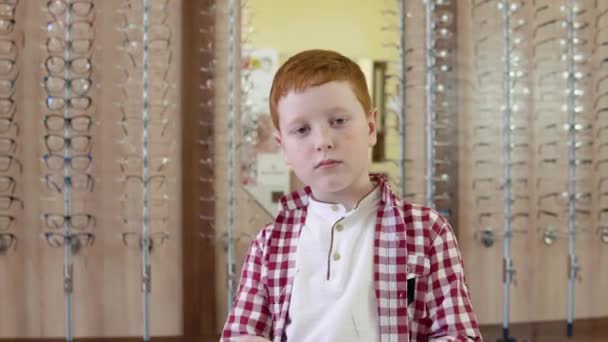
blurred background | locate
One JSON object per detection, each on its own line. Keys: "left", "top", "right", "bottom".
{"left": 0, "top": 0, "right": 606, "bottom": 341}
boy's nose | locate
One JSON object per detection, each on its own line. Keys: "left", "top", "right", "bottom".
{"left": 316, "top": 142, "right": 333, "bottom": 151}
{"left": 314, "top": 129, "right": 334, "bottom": 151}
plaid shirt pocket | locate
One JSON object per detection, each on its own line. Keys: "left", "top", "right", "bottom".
{"left": 403, "top": 254, "right": 431, "bottom": 320}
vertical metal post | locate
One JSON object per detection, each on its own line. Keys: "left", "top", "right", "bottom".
{"left": 425, "top": 0, "right": 436, "bottom": 208}
{"left": 62, "top": 1, "right": 73, "bottom": 341}
{"left": 500, "top": 1, "right": 514, "bottom": 341}
{"left": 141, "top": 0, "right": 151, "bottom": 340}
{"left": 226, "top": 0, "right": 238, "bottom": 310}
{"left": 398, "top": 0, "right": 407, "bottom": 196}
{"left": 564, "top": 0, "right": 578, "bottom": 337}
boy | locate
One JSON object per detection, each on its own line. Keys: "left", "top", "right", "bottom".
{"left": 222, "top": 49, "right": 481, "bottom": 341}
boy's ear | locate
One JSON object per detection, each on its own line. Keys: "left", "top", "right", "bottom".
{"left": 368, "top": 109, "right": 378, "bottom": 146}
{"left": 273, "top": 131, "right": 292, "bottom": 168}
{"left": 273, "top": 130, "right": 282, "bottom": 146}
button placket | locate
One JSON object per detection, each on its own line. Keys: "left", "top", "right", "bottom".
{"left": 333, "top": 221, "right": 343, "bottom": 262}
{"left": 327, "top": 217, "right": 345, "bottom": 280}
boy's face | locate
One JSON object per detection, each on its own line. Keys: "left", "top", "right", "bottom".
{"left": 274, "top": 81, "right": 377, "bottom": 200}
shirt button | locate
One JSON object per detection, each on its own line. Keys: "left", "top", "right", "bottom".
{"left": 335, "top": 224, "right": 344, "bottom": 232}
{"left": 333, "top": 252, "right": 341, "bottom": 261}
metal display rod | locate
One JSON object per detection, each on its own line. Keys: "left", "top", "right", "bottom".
{"left": 564, "top": 0, "right": 579, "bottom": 337}
{"left": 62, "top": 1, "right": 74, "bottom": 340}
{"left": 141, "top": 0, "right": 152, "bottom": 340}
{"left": 500, "top": 1, "right": 516, "bottom": 341}
{"left": 226, "top": 0, "right": 238, "bottom": 311}
{"left": 398, "top": 0, "right": 407, "bottom": 197}
{"left": 425, "top": 0, "right": 436, "bottom": 208}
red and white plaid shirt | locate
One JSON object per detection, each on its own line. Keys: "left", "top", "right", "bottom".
{"left": 223, "top": 174, "right": 482, "bottom": 341}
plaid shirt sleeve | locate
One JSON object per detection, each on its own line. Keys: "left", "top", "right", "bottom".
{"left": 427, "top": 220, "right": 481, "bottom": 341}
{"left": 222, "top": 229, "right": 273, "bottom": 341}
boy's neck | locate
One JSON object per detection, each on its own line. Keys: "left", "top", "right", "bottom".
{"left": 310, "top": 177, "right": 377, "bottom": 211}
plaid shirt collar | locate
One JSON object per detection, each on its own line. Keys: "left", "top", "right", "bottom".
{"left": 278, "top": 173, "right": 398, "bottom": 212}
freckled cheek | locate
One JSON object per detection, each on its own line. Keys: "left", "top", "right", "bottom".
{"left": 339, "top": 131, "right": 357, "bottom": 143}
{"left": 284, "top": 141, "right": 312, "bottom": 162}
{"left": 286, "top": 139, "right": 309, "bottom": 151}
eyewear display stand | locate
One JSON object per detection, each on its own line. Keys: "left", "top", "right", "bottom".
{"left": 0, "top": 0, "right": 18, "bottom": 257}
{"left": 424, "top": 0, "right": 437, "bottom": 209}
{"left": 564, "top": 0, "right": 579, "bottom": 336}
{"left": 225, "top": 0, "right": 238, "bottom": 312}
{"left": 385, "top": 0, "right": 457, "bottom": 208}
{"left": 119, "top": 0, "right": 175, "bottom": 340}
{"left": 139, "top": 1, "right": 152, "bottom": 340}
{"left": 423, "top": 0, "right": 455, "bottom": 215}
{"left": 45, "top": 1, "right": 98, "bottom": 341}
{"left": 39, "top": 0, "right": 98, "bottom": 340}
{"left": 55, "top": 1, "right": 80, "bottom": 341}
{"left": 397, "top": 0, "right": 407, "bottom": 198}
{"left": 499, "top": 1, "right": 517, "bottom": 341}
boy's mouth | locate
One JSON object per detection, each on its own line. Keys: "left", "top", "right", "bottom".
{"left": 315, "top": 159, "right": 341, "bottom": 169}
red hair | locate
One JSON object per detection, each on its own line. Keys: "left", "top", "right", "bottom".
{"left": 268, "top": 49, "right": 372, "bottom": 130}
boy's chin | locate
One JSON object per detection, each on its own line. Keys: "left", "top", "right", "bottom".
{"left": 308, "top": 176, "right": 354, "bottom": 194}
{"left": 302, "top": 168, "right": 370, "bottom": 191}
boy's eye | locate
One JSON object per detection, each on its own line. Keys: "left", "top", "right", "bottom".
{"left": 294, "top": 127, "right": 309, "bottom": 135}
{"left": 332, "top": 117, "right": 346, "bottom": 125}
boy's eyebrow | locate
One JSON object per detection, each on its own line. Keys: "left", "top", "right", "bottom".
{"left": 324, "top": 106, "right": 349, "bottom": 113}
{"left": 283, "top": 117, "right": 306, "bottom": 129}
{"left": 281, "top": 106, "right": 353, "bottom": 128}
